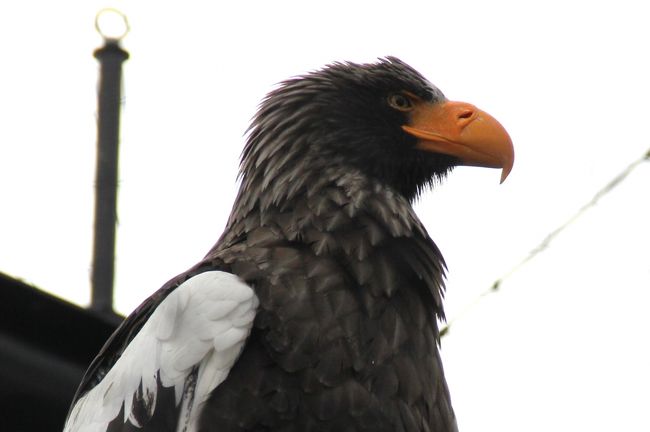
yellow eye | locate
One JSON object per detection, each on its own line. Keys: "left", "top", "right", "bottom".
{"left": 388, "top": 93, "right": 414, "bottom": 112}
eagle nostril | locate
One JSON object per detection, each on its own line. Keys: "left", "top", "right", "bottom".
{"left": 456, "top": 107, "right": 476, "bottom": 128}
{"left": 458, "top": 109, "right": 474, "bottom": 120}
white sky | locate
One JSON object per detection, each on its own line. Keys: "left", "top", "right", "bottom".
{"left": 1, "top": 1, "right": 649, "bottom": 431}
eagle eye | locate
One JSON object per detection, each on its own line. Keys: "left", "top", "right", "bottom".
{"left": 387, "top": 93, "right": 414, "bottom": 112}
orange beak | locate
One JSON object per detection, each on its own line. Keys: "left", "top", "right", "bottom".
{"left": 402, "top": 100, "right": 514, "bottom": 183}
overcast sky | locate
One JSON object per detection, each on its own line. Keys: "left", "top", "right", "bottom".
{"left": 1, "top": 1, "right": 649, "bottom": 431}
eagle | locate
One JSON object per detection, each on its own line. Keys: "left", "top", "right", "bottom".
{"left": 64, "top": 57, "right": 513, "bottom": 432}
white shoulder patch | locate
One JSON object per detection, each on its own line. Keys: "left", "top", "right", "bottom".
{"left": 64, "top": 271, "right": 258, "bottom": 432}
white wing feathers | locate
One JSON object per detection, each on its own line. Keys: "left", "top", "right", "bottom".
{"left": 64, "top": 271, "right": 259, "bottom": 432}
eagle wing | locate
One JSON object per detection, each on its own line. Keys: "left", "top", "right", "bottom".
{"left": 64, "top": 271, "right": 258, "bottom": 432}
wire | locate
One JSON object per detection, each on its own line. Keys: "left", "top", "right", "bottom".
{"left": 440, "top": 147, "right": 650, "bottom": 338}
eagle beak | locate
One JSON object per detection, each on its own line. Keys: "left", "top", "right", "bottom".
{"left": 402, "top": 100, "right": 514, "bottom": 183}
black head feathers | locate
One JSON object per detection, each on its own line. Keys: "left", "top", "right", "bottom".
{"left": 240, "top": 57, "right": 457, "bottom": 202}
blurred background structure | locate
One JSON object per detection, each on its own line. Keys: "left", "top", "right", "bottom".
{"left": 0, "top": 273, "right": 118, "bottom": 429}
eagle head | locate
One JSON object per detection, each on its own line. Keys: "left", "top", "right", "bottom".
{"left": 241, "top": 57, "right": 514, "bottom": 202}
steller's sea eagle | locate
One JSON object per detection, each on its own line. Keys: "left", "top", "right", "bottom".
{"left": 64, "top": 57, "right": 513, "bottom": 432}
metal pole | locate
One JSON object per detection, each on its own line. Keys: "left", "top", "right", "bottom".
{"left": 90, "top": 28, "right": 129, "bottom": 315}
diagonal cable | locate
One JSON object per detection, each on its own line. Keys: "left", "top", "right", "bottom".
{"left": 440, "top": 148, "right": 650, "bottom": 338}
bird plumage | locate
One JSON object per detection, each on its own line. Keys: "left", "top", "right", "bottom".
{"left": 65, "top": 57, "right": 513, "bottom": 431}
{"left": 66, "top": 272, "right": 258, "bottom": 432}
